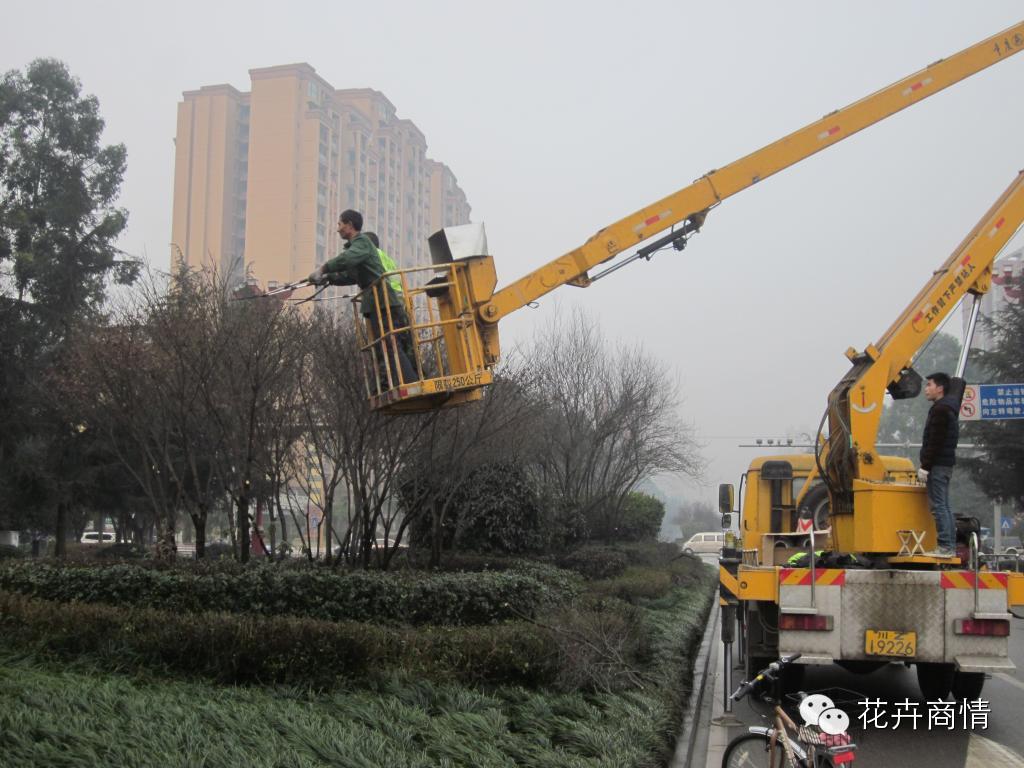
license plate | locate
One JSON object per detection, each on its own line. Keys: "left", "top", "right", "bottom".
{"left": 865, "top": 629, "right": 916, "bottom": 657}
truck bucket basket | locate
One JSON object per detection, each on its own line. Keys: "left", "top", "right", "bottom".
{"left": 353, "top": 258, "right": 496, "bottom": 414}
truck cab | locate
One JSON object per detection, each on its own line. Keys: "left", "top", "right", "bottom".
{"left": 737, "top": 454, "right": 917, "bottom": 565}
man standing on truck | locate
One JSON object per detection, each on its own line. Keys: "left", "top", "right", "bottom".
{"left": 308, "top": 210, "right": 416, "bottom": 385}
{"left": 919, "top": 372, "right": 960, "bottom": 558}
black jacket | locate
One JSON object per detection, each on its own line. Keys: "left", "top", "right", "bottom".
{"left": 920, "top": 394, "right": 960, "bottom": 470}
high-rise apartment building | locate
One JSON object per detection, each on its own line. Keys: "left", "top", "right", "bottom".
{"left": 171, "top": 64, "right": 471, "bottom": 288}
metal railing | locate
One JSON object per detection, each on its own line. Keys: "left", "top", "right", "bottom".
{"left": 353, "top": 261, "right": 491, "bottom": 410}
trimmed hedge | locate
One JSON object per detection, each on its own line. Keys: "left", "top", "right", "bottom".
{"left": 0, "top": 561, "right": 575, "bottom": 626}
{"left": 0, "top": 590, "right": 559, "bottom": 687}
{"left": 586, "top": 566, "right": 674, "bottom": 603}
{"left": 558, "top": 546, "right": 630, "bottom": 580}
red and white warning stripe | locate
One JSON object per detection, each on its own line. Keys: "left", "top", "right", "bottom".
{"left": 633, "top": 210, "right": 673, "bottom": 235}
{"left": 817, "top": 125, "right": 841, "bottom": 141}
{"left": 901, "top": 77, "right": 933, "bottom": 97}
{"left": 989, "top": 216, "right": 1006, "bottom": 238}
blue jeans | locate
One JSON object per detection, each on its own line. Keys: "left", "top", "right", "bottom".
{"left": 927, "top": 465, "right": 955, "bottom": 550}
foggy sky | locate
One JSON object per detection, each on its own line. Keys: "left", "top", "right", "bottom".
{"left": 4, "top": 1, "right": 1023, "bottom": 508}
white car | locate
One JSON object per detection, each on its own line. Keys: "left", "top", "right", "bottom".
{"left": 81, "top": 531, "right": 115, "bottom": 545}
{"left": 681, "top": 531, "right": 724, "bottom": 555}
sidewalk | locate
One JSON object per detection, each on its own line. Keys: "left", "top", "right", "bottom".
{"left": 670, "top": 597, "right": 725, "bottom": 768}
{"left": 703, "top": 629, "right": 732, "bottom": 768}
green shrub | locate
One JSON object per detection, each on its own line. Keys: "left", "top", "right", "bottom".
{"left": 614, "top": 492, "right": 666, "bottom": 541}
{"left": 0, "top": 544, "right": 24, "bottom": 560}
{"left": 585, "top": 566, "right": 673, "bottom": 603}
{"left": 93, "top": 542, "right": 146, "bottom": 560}
{"left": 558, "top": 546, "right": 629, "bottom": 580}
{"left": 542, "top": 598, "right": 653, "bottom": 692}
{"left": 404, "top": 623, "right": 559, "bottom": 686}
{"left": 0, "top": 561, "right": 569, "bottom": 626}
{"left": 616, "top": 540, "right": 684, "bottom": 567}
{"left": 0, "top": 590, "right": 558, "bottom": 688}
{"left": 408, "top": 463, "right": 546, "bottom": 554}
{"left": 663, "top": 554, "right": 712, "bottom": 590}
{"left": 202, "top": 542, "right": 234, "bottom": 560}
{"left": 508, "top": 560, "right": 583, "bottom": 603}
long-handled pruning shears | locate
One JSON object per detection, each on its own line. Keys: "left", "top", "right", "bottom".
{"left": 231, "top": 278, "right": 333, "bottom": 305}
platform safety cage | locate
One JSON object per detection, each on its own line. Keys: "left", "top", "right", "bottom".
{"left": 352, "top": 261, "right": 494, "bottom": 414}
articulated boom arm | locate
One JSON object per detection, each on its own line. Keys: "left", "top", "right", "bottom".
{"left": 359, "top": 21, "right": 1024, "bottom": 414}
{"left": 477, "top": 21, "right": 1024, "bottom": 325}
{"left": 825, "top": 171, "right": 1024, "bottom": 505}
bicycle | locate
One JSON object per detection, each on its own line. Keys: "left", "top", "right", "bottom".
{"left": 722, "top": 654, "right": 858, "bottom": 767}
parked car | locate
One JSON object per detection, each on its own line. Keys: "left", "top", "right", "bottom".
{"left": 1001, "top": 536, "right": 1023, "bottom": 554}
{"left": 80, "top": 531, "right": 115, "bottom": 545}
{"left": 680, "top": 531, "right": 724, "bottom": 555}
{"left": 983, "top": 536, "right": 1024, "bottom": 570}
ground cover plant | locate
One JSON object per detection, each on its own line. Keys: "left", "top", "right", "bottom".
{"left": 0, "top": 547, "right": 714, "bottom": 767}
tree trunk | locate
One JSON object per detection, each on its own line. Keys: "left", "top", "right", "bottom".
{"left": 193, "top": 504, "right": 207, "bottom": 559}
{"left": 155, "top": 524, "right": 176, "bottom": 562}
{"left": 55, "top": 501, "right": 67, "bottom": 559}
{"left": 429, "top": 500, "right": 442, "bottom": 569}
{"left": 236, "top": 495, "right": 251, "bottom": 563}
{"left": 276, "top": 497, "right": 288, "bottom": 560}
{"left": 268, "top": 504, "right": 277, "bottom": 561}
{"left": 323, "top": 488, "right": 334, "bottom": 565}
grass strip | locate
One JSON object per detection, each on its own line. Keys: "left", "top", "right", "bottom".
{"left": 0, "top": 558, "right": 714, "bottom": 767}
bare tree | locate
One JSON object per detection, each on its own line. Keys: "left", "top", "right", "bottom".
{"left": 140, "top": 265, "right": 225, "bottom": 558}
{"left": 198, "top": 276, "right": 306, "bottom": 563}
{"left": 68, "top": 298, "right": 182, "bottom": 560}
{"left": 525, "top": 309, "right": 704, "bottom": 541}
{"left": 296, "top": 310, "right": 429, "bottom": 568}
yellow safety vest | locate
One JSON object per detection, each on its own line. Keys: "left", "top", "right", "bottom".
{"left": 377, "top": 248, "right": 403, "bottom": 295}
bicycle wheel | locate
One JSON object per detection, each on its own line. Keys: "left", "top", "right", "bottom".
{"left": 722, "top": 733, "right": 774, "bottom": 768}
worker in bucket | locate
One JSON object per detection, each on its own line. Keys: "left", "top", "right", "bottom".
{"left": 308, "top": 210, "right": 416, "bottom": 387}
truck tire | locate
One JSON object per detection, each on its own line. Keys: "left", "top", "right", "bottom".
{"left": 800, "top": 484, "right": 832, "bottom": 531}
{"left": 917, "top": 662, "right": 955, "bottom": 700}
{"left": 951, "top": 670, "right": 985, "bottom": 701}
{"left": 781, "top": 661, "right": 806, "bottom": 693}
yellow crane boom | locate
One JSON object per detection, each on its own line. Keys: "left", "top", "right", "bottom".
{"left": 478, "top": 21, "right": 1024, "bottom": 325}
{"left": 354, "top": 21, "right": 1024, "bottom": 414}
{"left": 823, "top": 170, "right": 1024, "bottom": 539}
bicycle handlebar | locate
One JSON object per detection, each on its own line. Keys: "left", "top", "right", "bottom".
{"left": 729, "top": 653, "right": 802, "bottom": 701}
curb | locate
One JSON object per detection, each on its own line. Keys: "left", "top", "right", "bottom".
{"left": 670, "top": 589, "right": 721, "bottom": 768}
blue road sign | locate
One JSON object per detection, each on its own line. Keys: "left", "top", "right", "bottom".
{"left": 1003, "top": 519, "right": 1012, "bottom": 531}
{"left": 960, "top": 383, "right": 1024, "bottom": 421}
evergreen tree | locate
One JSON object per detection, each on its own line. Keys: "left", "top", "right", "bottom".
{"left": 0, "top": 59, "right": 133, "bottom": 547}
{"left": 961, "top": 275, "right": 1024, "bottom": 513}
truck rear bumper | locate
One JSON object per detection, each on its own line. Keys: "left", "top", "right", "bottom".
{"left": 775, "top": 568, "right": 1013, "bottom": 667}
{"left": 954, "top": 654, "right": 1016, "bottom": 673}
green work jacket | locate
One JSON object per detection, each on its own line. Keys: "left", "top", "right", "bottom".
{"left": 324, "top": 233, "right": 403, "bottom": 318}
